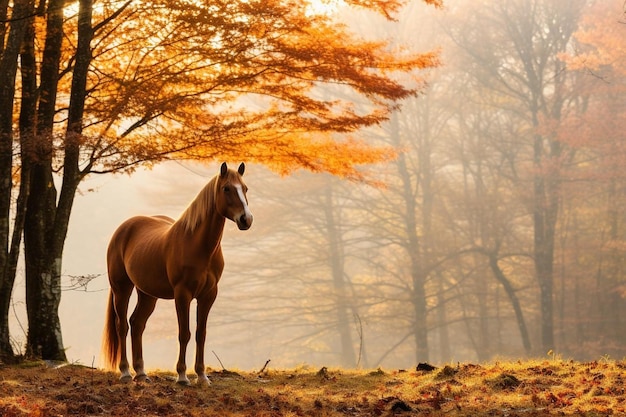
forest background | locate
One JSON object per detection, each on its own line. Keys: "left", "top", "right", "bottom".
{"left": 3, "top": 0, "right": 626, "bottom": 372}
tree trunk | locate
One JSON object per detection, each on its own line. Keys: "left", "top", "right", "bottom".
{"left": 323, "top": 182, "right": 357, "bottom": 367}
{"left": 0, "top": 0, "right": 36, "bottom": 363}
{"left": 391, "top": 113, "right": 429, "bottom": 362}
{"left": 0, "top": 0, "right": 10, "bottom": 56}
{"left": 488, "top": 253, "right": 531, "bottom": 353}
{"left": 532, "top": 128, "right": 559, "bottom": 354}
{"left": 418, "top": 117, "right": 441, "bottom": 362}
{"left": 435, "top": 273, "right": 450, "bottom": 362}
{"left": 24, "top": 159, "right": 63, "bottom": 359}
{"left": 24, "top": 0, "right": 93, "bottom": 361}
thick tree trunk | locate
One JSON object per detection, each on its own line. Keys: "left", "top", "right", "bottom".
{"left": 532, "top": 129, "right": 559, "bottom": 354}
{"left": 0, "top": 0, "right": 36, "bottom": 363}
{"left": 24, "top": 0, "right": 93, "bottom": 361}
{"left": 411, "top": 268, "right": 429, "bottom": 362}
{"left": 23, "top": 0, "right": 65, "bottom": 356}
{"left": 24, "top": 157, "right": 64, "bottom": 359}
{"left": 24, "top": 255, "right": 65, "bottom": 360}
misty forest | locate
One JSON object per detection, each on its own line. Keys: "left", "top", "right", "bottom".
{"left": 1, "top": 0, "right": 626, "bottom": 374}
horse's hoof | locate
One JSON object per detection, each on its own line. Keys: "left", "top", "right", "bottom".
{"left": 134, "top": 374, "right": 151, "bottom": 383}
{"left": 197, "top": 376, "right": 212, "bottom": 386}
{"left": 119, "top": 374, "right": 132, "bottom": 384}
{"left": 176, "top": 378, "right": 191, "bottom": 386}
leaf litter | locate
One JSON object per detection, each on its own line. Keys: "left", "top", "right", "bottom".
{"left": 1, "top": 359, "right": 625, "bottom": 416}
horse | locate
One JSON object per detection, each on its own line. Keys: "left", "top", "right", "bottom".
{"left": 102, "top": 162, "right": 252, "bottom": 385}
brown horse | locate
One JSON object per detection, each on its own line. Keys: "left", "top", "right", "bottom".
{"left": 102, "top": 162, "right": 252, "bottom": 385}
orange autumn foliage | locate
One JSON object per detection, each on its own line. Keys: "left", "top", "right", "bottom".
{"left": 565, "top": 1, "right": 626, "bottom": 76}
{"left": 53, "top": 0, "right": 442, "bottom": 179}
{"left": 559, "top": 1, "right": 626, "bottom": 182}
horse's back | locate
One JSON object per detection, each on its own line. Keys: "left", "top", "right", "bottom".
{"left": 108, "top": 215, "right": 173, "bottom": 252}
{"left": 107, "top": 215, "right": 175, "bottom": 298}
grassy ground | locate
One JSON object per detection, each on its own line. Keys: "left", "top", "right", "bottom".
{"left": 0, "top": 359, "right": 624, "bottom": 416}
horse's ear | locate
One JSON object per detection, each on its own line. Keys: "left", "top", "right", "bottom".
{"left": 238, "top": 162, "right": 245, "bottom": 176}
{"left": 220, "top": 162, "right": 228, "bottom": 178}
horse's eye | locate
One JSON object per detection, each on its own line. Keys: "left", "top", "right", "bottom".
{"left": 224, "top": 186, "right": 230, "bottom": 193}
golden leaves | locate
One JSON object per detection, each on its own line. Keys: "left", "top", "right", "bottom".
{"left": 51, "top": 0, "right": 440, "bottom": 177}
{"left": 564, "top": 2, "right": 626, "bottom": 75}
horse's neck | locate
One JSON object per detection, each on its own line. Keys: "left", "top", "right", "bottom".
{"left": 172, "top": 211, "right": 225, "bottom": 258}
{"left": 196, "top": 212, "right": 226, "bottom": 253}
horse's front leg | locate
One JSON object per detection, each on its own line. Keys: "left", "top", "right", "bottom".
{"left": 174, "top": 291, "right": 193, "bottom": 385}
{"left": 195, "top": 286, "right": 218, "bottom": 386}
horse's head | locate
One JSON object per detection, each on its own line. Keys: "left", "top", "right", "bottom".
{"left": 216, "top": 162, "right": 253, "bottom": 230}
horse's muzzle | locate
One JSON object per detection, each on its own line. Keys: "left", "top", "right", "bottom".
{"left": 237, "top": 214, "right": 253, "bottom": 230}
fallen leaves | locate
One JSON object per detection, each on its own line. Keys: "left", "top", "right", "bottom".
{"left": 1, "top": 359, "right": 625, "bottom": 416}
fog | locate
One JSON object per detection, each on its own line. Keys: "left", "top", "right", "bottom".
{"left": 7, "top": 0, "right": 626, "bottom": 372}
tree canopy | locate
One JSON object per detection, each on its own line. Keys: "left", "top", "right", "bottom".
{"left": 44, "top": 0, "right": 440, "bottom": 179}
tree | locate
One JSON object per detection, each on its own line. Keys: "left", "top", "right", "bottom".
{"left": 448, "top": 0, "right": 587, "bottom": 353}
{"left": 0, "top": 0, "right": 440, "bottom": 361}
{"left": 446, "top": 87, "right": 535, "bottom": 358}
{"left": 0, "top": 0, "right": 36, "bottom": 363}
{"left": 320, "top": 179, "right": 360, "bottom": 367}
{"left": 555, "top": 0, "right": 626, "bottom": 355}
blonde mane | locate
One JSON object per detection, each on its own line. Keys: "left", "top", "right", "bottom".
{"left": 178, "top": 176, "right": 218, "bottom": 233}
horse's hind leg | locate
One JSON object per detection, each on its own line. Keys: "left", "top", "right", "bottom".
{"left": 111, "top": 278, "right": 134, "bottom": 382}
{"left": 129, "top": 290, "right": 157, "bottom": 382}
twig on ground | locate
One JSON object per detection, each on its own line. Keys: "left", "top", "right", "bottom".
{"left": 259, "top": 359, "right": 271, "bottom": 374}
{"left": 212, "top": 350, "right": 226, "bottom": 371}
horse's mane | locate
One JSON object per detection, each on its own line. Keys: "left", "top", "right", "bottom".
{"left": 178, "top": 175, "right": 219, "bottom": 233}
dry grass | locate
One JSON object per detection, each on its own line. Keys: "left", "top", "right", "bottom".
{"left": 1, "top": 359, "right": 625, "bottom": 416}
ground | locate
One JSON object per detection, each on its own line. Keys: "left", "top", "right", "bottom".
{"left": 0, "top": 359, "right": 624, "bottom": 416}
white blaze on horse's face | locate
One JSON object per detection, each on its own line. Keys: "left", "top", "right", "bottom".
{"left": 234, "top": 184, "right": 253, "bottom": 230}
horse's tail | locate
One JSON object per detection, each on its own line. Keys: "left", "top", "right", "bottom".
{"left": 101, "top": 289, "right": 119, "bottom": 370}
